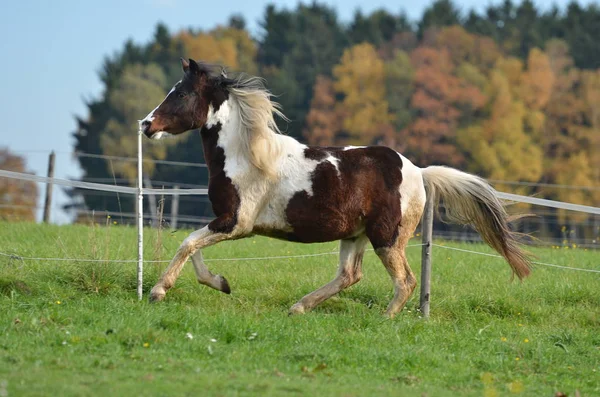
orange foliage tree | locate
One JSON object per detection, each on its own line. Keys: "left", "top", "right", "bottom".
{"left": 0, "top": 149, "right": 39, "bottom": 222}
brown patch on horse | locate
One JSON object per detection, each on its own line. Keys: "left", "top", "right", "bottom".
{"left": 200, "top": 122, "right": 241, "bottom": 234}
{"left": 285, "top": 146, "right": 403, "bottom": 248}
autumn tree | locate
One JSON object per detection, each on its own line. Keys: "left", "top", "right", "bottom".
{"left": 457, "top": 66, "right": 543, "bottom": 186}
{"left": 333, "top": 43, "right": 393, "bottom": 144}
{"left": 304, "top": 76, "right": 342, "bottom": 146}
{"left": 383, "top": 50, "right": 414, "bottom": 149}
{"left": 402, "top": 44, "right": 486, "bottom": 167}
{"left": 0, "top": 149, "right": 39, "bottom": 222}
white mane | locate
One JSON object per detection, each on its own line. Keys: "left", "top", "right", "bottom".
{"left": 227, "top": 76, "right": 288, "bottom": 179}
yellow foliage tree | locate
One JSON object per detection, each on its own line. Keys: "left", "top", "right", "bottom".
{"left": 177, "top": 31, "right": 238, "bottom": 69}
{"left": 333, "top": 43, "right": 393, "bottom": 144}
{"left": 458, "top": 68, "right": 543, "bottom": 187}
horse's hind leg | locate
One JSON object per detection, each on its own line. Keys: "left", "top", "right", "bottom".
{"left": 375, "top": 243, "right": 417, "bottom": 318}
{"left": 289, "top": 234, "right": 368, "bottom": 315}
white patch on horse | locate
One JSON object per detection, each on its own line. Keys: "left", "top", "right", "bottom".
{"left": 325, "top": 155, "right": 341, "bottom": 176}
{"left": 206, "top": 101, "right": 231, "bottom": 129}
{"left": 254, "top": 136, "right": 321, "bottom": 230}
{"left": 397, "top": 153, "right": 426, "bottom": 217}
{"left": 343, "top": 146, "right": 366, "bottom": 151}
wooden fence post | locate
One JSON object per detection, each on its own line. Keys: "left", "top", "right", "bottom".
{"left": 420, "top": 194, "right": 434, "bottom": 318}
{"left": 171, "top": 185, "right": 179, "bottom": 230}
{"left": 43, "top": 151, "right": 55, "bottom": 223}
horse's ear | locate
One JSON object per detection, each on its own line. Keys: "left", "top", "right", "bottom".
{"left": 181, "top": 58, "right": 190, "bottom": 73}
{"left": 188, "top": 58, "right": 203, "bottom": 76}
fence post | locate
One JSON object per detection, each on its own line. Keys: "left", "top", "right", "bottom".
{"left": 42, "top": 151, "right": 56, "bottom": 223}
{"left": 137, "top": 132, "right": 144, "bottom": 301}
{"left": 171, "top": 185, "right": 179, "bottom": 230}
{"left": 420, "top": 194, "right": 434, "bottom": 318}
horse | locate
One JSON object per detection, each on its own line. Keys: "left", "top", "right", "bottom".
{"left": 139, "top": 58, "right": 531, "bottom": 317}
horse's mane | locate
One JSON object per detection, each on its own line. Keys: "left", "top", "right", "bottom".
{"left": 227, "top": 75, "right": 287, "bottom": 179}
{"left": 202, "top": 63, "right": 287, "bottom": 179}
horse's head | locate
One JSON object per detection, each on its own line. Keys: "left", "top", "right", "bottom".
{"left": 139, "top": 58, "right": 229, "bottom": 139}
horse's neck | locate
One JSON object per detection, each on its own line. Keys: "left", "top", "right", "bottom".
{"left": 200, "top": 99, "right": 253, "bottom": 179}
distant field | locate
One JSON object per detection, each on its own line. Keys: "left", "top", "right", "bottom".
{"left": 0, "top": 222, "right": 598, "bottom": 396}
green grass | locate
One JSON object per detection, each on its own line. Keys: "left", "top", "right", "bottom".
{"left": 0, "top": 222, "right": 598, "bottom": 396}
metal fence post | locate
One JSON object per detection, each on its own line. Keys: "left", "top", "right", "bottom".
{"left": 420, "top": 194, "right": 434, "bottom": 318}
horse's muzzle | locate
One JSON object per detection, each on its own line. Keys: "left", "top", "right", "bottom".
{"left": 140, "top": 120, "right": 153, "bottom": 137}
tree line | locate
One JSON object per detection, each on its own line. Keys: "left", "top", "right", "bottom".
{"left": 69, "top": 0, "right": 599, "bottom": 237}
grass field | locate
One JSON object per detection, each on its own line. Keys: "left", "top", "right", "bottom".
{"left": 0, "top": 222, "right": 598, "bottom": 396}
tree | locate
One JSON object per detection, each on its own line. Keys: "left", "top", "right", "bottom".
{"left": 402, "top": 44, "right": 486, "bottom": 167}
{"left": 0, "top": 149, "right": 38, "bottom": 222}
{"left": 348, "top": 9, "right": 411, "bottom": 46}
{"left": 333, "top": 43, "right": 393, "bottom": 144}
{"left": 418, "top": 0, "right": 461, "bottom": 38}
{"left": 304, "top": 76, "right": 342, "bottom": 146}
{"left": 100, "top": 63, "right": 173, "bottom": 182}
{"left": 384, "top": 50, "right": 415, "bottom": 142}
{"left": 258, "top": 3, "right": 347, "bottom": 140}
{"left": 457, "top": 67, "right": 543, "bottom": 185}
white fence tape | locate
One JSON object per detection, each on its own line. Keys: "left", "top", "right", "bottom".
{"left": 2, "top": 169, "right": 598, "bottom": 214}
{"left": 0, "top": 169, "right": 207, "bottom": 196}
{"left": 496, "top": 192, "right": 600, "bottom": 215}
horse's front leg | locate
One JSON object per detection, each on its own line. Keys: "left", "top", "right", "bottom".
{"left": 191, "top": 251, "right": 231, "bottom": 294}
{"left": 150, "top": 220, "right": 243, "bottom": 302}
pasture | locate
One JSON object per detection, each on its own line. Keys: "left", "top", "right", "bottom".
{"left": 0, "top": 222, "right": 598, "bottom": 396}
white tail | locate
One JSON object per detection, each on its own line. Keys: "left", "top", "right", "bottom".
{"left": 421, "top": 166, "right": 531, "bottom": 279}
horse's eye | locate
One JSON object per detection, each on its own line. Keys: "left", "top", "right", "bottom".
{"left": 177, "top": 92, "right": 187, "bottom": 98}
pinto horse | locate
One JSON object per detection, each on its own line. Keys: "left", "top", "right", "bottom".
{"left": 140, "top": 59, "right": 530, "bottom": 317}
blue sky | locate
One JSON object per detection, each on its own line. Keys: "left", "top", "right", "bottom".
{"left": 0, "top": 0, "right": 591, "bottom": 222}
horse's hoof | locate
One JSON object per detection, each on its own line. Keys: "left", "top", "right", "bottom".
{"left": 149, "top": 286, "right": 166, "bottom": 303}
{"left": 217, "top": 275, "right": 231, "bottom": 294}
{"left": 288, "top": 303, "right": 306, "bottom": 315}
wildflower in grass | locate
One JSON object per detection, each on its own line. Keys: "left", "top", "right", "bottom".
{"left": 143, "top": 342, "right": 150, "bottom": 348}
{"left": 248, "top": 332, "right": 258, "bottom": 341}
{"left": 515, "top": 357, "right": 520, "bottom": 361}
{"left": 55, "top": 301, "right": 61, "bottom": 305}
{"left": 524, "top": 339, "right": 529, "bottom": 343}
{"left": 508, "top": 380, "right": 524, "bottom": 393}
{"left": 210, "top": 338, "right": 217, "bottom": 343}
{"left": 185, "top": 332, "right": 193, "bottom": 340}
{"left": 501, "top": 337, "right": 507, "bottom": 342}
{"left": 518, "top": 323, "right": 523, "bottom": 327}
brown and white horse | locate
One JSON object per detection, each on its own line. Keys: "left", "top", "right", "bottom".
{"left": 140, "top": 59, "right": 530, "bottom": 317}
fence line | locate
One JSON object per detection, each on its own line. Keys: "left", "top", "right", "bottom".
{"left": 9, "top": 148, "right": 598, "bottom": 192}
{"left": 1, "top": 241, "right": 597, "bottom": 274}
{"left": 3, "top": 169, "right": 598, "bottom": 214}
{"left": 431, "top": 244, "right": 600, "bottom": 274}
{"left": 0, "top": 169, "right": 207, "bottom": 196}
{"left": 495, "top": 192, "right": 600, "bottom": 215}
{"left": 73, "top": 152, "right": 208, "bottom": 168}
{"left": 0, "top": 244, "right": 423, "bottom": 264}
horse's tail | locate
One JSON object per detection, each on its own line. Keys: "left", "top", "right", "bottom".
{"left": 420, "top": 166, "right": 531, "bottom": 280}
